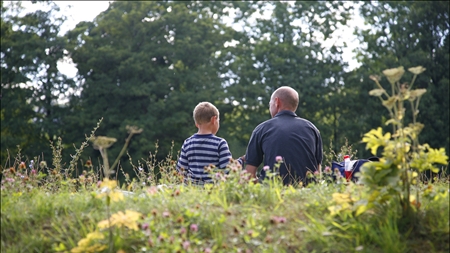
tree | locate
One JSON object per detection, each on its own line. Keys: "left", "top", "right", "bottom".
{"left": 346, "top": 1, "right": 449, "bottom": 158}
{"left": 1, "top": 1, "right": 74, "bottom": 165}
{"left": 64, "top": 1, "right": 236, "bottom": 176}
{"left": 217, "top": 1, "right": 354, "bottom": 157}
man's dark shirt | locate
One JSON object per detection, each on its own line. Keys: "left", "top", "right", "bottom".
{"left": 245, "top": 110, "right": 323, "bottom": 185}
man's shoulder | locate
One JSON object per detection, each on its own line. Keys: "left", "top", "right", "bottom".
{"left": 294, "top": 117, "right": 321, "bottom": 133}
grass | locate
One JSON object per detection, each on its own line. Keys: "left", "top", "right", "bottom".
{"left": 1, "top": 158, "right": 448, "bottom": 253}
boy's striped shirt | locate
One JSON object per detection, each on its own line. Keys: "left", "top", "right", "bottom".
{"left": 176, "top": 134, "right": 232, "bottom": 185}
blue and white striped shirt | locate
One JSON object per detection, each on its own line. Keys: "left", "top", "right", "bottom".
{"left": 176, "top": 134, "right": 232, "bottom": 185}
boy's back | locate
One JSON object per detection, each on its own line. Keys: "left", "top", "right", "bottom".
{"left": 177, "top": 133, "right": 232, "bottom": 185}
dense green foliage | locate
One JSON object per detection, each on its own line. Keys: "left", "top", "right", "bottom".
{"left": 1, "top": 1, "right": 449, "bottom": 177}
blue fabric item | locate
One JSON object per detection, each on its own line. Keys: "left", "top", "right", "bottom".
{"left": 331, "top": 159, "right": 372, "bottom": 180}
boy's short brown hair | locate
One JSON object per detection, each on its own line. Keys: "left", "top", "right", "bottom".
{"left": 193, "top": 102, "right": 219, "bottom": 124}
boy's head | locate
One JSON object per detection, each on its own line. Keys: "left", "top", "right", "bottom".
{"left": 193, "top": 102, "right": 219, "bottom": 125}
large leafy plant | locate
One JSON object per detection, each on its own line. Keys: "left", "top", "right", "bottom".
{"left": 358, "top": 66, "right": 448, "bottom": 220}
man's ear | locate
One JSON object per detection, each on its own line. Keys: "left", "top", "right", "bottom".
{"left": 275, "top": 97, "right": 281, "bottom": 108}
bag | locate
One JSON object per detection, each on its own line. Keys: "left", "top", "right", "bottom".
{"left": 331, "top": 157, "right": 379, "bottom": 181}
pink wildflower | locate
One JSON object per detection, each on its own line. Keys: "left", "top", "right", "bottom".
{"left": 141, "top": 223, "right": 149, "bottom": 230}
{"left": 275, "top": 156, "right": 283, "bottom": 162}
{"left": 204, "top": 248, "right": 212, "bottom": 253}
{"left": 182, "top": 241, "right": 190, "bottom": 250}
{"left": 190, "top": 224, "right": 198, "bottom": 232}
{"left": 263, "top": 166, "right": 269, "bottom": 171}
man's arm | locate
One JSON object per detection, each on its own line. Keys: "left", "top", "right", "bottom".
{"left": 245, "top": 164, "right": 258, "bottom": 183}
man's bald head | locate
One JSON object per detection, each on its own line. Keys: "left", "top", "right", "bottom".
{"left": 272, "top": 86, "right": 299, "bottom": 111}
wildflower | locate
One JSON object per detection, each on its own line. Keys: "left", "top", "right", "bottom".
{"left": 324, "top": 166, "right": 331, "bottom": 174}
{"left": 314, "top": 170, "right": 319, "bottom": 176}
{"left": 408, "top": 66, "right": 426, "bottom": 75}
{"left": 275, "top": 156, "right": 283, "bottom": 162}
{"left": 31, "top": 169, "right": 36, "bottom": 175}
{"left": 180, "top": 227, "right": 187, "bottom": 234}
{"left": 204, "top": 248, "right": 212, "bottom": 253}
{"left": 382, "top": 66, "right": 405, "bottom": 84}
{"left": 270, "top": 216, "right": 287, "bottom": 224}
{"left": 96, "top": 179, "right": 124, "bottom": 202}
{"left": 97, "top": 210, "right": 142, "bottom": 231}
{"left": 162, "top": 211, "right": 170, "bottom": 217}
{"left": 70, "top": 231, "right": 107, "bottom": 253}
{"left": 85, "top": 160, "right": 92, "bottom": 167}
{"left": 141, "top": 223, "right": 149, "bottom": 230}
{"left": 99, "top": 178, "right": 117, "bottom": 190}
{"left": 263, "top": 166, "right": 269, "bottom": 171}
{"left": 138, "top": 167, "right": 143, "bottom": 171}
{"left": 29, "top": 160, "right": 34, "bottom": 169}
{"left": 190, "top": 224, "right": 198, "bottom": 232}
{"left": 39, "top": 161, "right": 47, "bottom": 169}
{"left": 6, "top": 178, "right": 14, "bottom": 183}
{"left": 182, "top": 241, "right": 190, "bottom": 250}
{"left": 9, "top": 167, "right": 15, "bottom": 174}
{"left": 19, "top": 162, "right": 26, "bottom": 170}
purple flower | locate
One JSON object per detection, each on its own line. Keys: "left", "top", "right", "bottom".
{"left": 314, "top": 170, "right": 319, "bottom": 176}
{"left": 190, "top": 224, "right": 198, "bottom": 232}
{"left": 141, "top": 223, "right": 149, "bottom": 230}
{"left": 275, "top": 156, "right": 283, "bottom": 162}
{"left": 182, "top": 241, "right": 190, "bottom": 250}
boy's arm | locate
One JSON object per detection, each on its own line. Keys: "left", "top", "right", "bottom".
{"left": 236, "top": 155, "right": 245, "bottom": 166}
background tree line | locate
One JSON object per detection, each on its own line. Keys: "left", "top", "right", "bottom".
{"left": 1, "top": 1, "right": 449, "bottom": 178}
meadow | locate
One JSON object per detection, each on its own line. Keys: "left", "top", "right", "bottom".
{"left": 1, "top": 145, "right": 448, "bottom": 253}
{"left": 1, "top": 66, "right": 449, "bottom": 253}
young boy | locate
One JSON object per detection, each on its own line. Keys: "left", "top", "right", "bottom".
{"left": 176, "top": 102, "right": 243, "bottom": 185}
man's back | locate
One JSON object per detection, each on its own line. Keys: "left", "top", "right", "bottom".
{"left": 246, "top": 110, "right": 323, "bottom": 185}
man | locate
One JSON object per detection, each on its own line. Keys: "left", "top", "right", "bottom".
{"left": 244, "top": 86, "right": 323, "bottom": 185}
